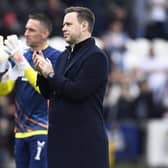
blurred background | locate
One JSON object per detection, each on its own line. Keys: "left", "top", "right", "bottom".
{"left": 1, "top": 0, "right": 168, "bottom": 167}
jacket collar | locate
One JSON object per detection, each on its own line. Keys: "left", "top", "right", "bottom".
{"left": 66, "top": 37, "right": 95, "bottom": 53}
{"left": 64, "top": 37, "right": 95, "bottom": 74}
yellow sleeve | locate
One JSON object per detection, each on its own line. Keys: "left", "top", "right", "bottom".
{"left": 24, "top": 67, "right": 41, "bottom": 94}
{"left": 0, "top": 80, "right": 15, "bottom": 96}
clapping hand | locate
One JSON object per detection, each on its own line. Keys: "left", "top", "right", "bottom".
{"left": 0, "top": 35, "right": 10, "bottom": 73}
{"left": 33, "top": 51, "right": 54, "bottom": 78}
{"left": 4, "top": 34, "right": 30, "bottom": 72}
{"left": 4, "top": 35, "right": 24, "bottom": 62}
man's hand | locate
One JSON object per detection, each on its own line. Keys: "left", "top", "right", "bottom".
{"left": 33, "top": 51, "right": 54, "bottom": 78}
{"left": 4, "top": 34, "right": 30, "bottom": 72}
{"left": 4, "top": 34, "right": 24, "bottom": 61}
{"left": 0, "top": 35, "right": 10, "bottom": 73}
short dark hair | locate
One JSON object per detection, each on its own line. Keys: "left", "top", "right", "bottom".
{"left": 64, "top": 6, "right": 95, "bottom": 33}
{"left": 28, "top": 13, "right": 52, "bottom": 35}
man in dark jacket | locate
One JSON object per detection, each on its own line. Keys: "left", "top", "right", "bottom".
{"left": 33, "top": 6, "right": 109, "bottom": 168}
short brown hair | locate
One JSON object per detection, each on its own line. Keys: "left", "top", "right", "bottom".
{"left": 28, "top": 13, "right": 52, "bottom": 35}
{"left": 64, "top": 6, "right": 95, "bottom": 33}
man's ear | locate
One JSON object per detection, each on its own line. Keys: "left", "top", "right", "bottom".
{"left": 81, "top": 21, "right": 89, "bottom": 32}
{"left": 42, "top": 29, "right": 49, "bottom": 39}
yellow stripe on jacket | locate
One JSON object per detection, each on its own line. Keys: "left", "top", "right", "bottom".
{"left": 0, "top": 80, "right": 15, "bottom": 95}
{"left": 24, "top": 67, "right": 40, "bottom": 94}
{"left": 15, "top": 130, "right": 48, "bottom": 138}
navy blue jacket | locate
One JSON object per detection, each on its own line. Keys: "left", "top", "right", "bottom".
{"left": 37, "top": 38, "right": 109, "bottom": 168}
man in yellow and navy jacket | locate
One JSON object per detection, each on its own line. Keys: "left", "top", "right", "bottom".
{"left": 0, "top": 13, "right": 60, "bottom": 168}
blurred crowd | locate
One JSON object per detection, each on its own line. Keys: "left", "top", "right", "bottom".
{"left": 0, "top": 96, "right": 15, "bottom": 167}
{"left": 1, "top": 0, "right": 168, "bottom": 167}
{"left": 1, "top": 0, "right": 168, "bottom": 38}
